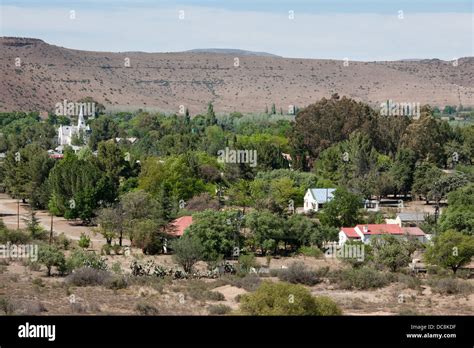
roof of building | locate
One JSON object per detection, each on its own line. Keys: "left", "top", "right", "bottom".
{"left": 356, "top": 224, "right": 403, "bottom": 235}
{"left": 402, "top": 227, "right": 426, "bottom": 236}
{"left": 166, "top": 216, "right": 193, "bottom": 237}
{"left": 397, "top": 212, "right": 426, "bottom": 221}
{"left": 341, "top": 224, "right": 426, "bottom": 238}
{"left": 308, "top": 188, "right": 336, "bottom": 204}
{"left": 341, "top": 227, "right": 360, "bottom": 238}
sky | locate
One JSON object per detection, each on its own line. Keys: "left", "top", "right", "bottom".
{"left": 1, "top": 0, "right": 473, "bottom": 60}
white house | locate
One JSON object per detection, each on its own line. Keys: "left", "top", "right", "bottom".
{"left": 338, "top": 224, "right": 427, "bottom": 246}
{"left": 304, "top": 188, "right": 336, "bottom": 213}
{"left": 57, "top": 106, "right": 90, "bottom": 146}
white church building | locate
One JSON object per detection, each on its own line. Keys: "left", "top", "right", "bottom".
{"left": 57, "top": 106, "right": 90, "bottom": 147}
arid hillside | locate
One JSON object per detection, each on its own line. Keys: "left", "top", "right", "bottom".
{"left": 1, "top": 37, "right": 473, "bottom": 114}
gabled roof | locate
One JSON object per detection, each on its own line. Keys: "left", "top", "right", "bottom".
{"left": 167, "top": 216, "right": 193, "bottom": 237}
{"left": 341, "top": 227, "right": 361, "bottom": 238}
{"left": 402, "top": 227, "right": 426, "bottom": 236}
{"left": 355, "top": 224, "right": 404, "bottom": 235}
{"left": 308, "top": 188, "right": 336, "bottom": 204}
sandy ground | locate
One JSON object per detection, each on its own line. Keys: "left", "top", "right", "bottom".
{"left": 0, "top": 193, "right": 122, "bottom": 248}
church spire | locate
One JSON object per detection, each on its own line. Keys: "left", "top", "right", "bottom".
{"left": 77, "top": 105, "right": 86, "bottom": 129}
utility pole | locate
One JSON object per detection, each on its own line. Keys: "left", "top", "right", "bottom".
{"left": 17, "top": 199, "right": 20, "bottom": 230}
{"left": 49, "top": 213, "right": 54, "bottom": 245}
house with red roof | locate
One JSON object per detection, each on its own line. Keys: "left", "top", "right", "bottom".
{"left": 338, "top": 224, "right": 426, "bottom": 245}
{"left": 166, "top": 216, "right": 193, "bottom": 237}
{"left": 162, "top": 216, "right": 194, "bottom": 253}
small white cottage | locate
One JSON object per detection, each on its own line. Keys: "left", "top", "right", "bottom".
{"left": 303, "top": 188, "right": 336, "bottom": 213}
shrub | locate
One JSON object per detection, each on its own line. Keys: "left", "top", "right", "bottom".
{"left": 277, "top": 262, "right": 320, "bottom": 286}
{"left": 38, "top": 245, "right": 66, "bottom": 276}
{"left": 207, "top": 291, "right": 225, "bottom": 301}
{"left": 111, "top": 261, "right": 122, "bottom": 274}
{"left": 21, "top": 301, "right": 48, "bottom": 315}
{"left": 239, "top": 282, "right": 341, "bottom": 316}
{"left": 32, "top": 277, "right": 45, "bottom": 287}
{"left": 101, "top": 243, "right": 112, "bottom": 255}
{"left": 78, "top": 233, "right": 91, "bottom": 249}
{"left": 54, "top": 233, "right": 71, "bottom": 250}
{"left": 238, "top": 254, "right": 258, "bottom": 273}
{"left": 427, "top": 265, "right": 449, "bottom": 277}
{"left": 184, "top": 280, "right": 225, "bottom": 301}
{"left": 112, "top": 244, "right": 122, "bottom": 255}
{"left": 398, "top": 274, "right": 421, "bottom": 289}
{"left": 226, "top": 274, "right": 261, "bottom": 292}
{"left": 135, "top": 302, "right": 159, "bottom": 315}
{"left": 298, "top": 246, "right": 323, "bottom": 258}
{"left": 428, "top": 277, "right": 473, "bottom": 295}
{"left": 66, "top": 249, "right": 108, "bottom": 272}
{"left": 129, "top": 276, "right": 167, "bottom": 294}
{"left": 0, "top": 297, "right": 17, "bottom": 315}
{"left": 105, "top": 275, "right": 128, "bottom": 290}
{"left": 66, "top": 267, "right": 111, "bottom": 286}
{"left": 313, "top": 296, "right": 343, "bottom": 316}
{"left": 208, "top": 304, "right": 232, "bottom": 315}
{"left": 0, "top": 229, "right": 31, "bottom": 244}
{"left": 332, "top": 266, "right": 389, "bottom": 290}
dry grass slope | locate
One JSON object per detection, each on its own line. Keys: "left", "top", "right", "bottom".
{"left": 1, "top": 37, "right": 473, "bottom": 114}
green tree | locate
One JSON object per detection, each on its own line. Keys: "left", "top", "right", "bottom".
{"left": 48, "top": 153, "right": 112, "bottom": 223}
{"left": 170, "top": 234, "right": 204, "bottom": 273}
{"left": 412, "top": 163, "right": 443, "bottom": 202}
{"left": 187, "top": 210, "right": 242, "bottom": 260}
{"left": 284, "top": 214, "right": 318, "bottom": 250}
{"left": 95, "top": 206, "right": 122, "bottom": 245}
{"left": 429, "top": 172, "right": 469, "bottom": 205}
{"left": 38, "top": 245, "right": 66, "bottom": 276}
{"left": 22, "top": 208, "right": 46, "bottom": 240}
{"left": 89, "top": 116, "right": 120, "bottom": 150}
{"left": 207, "top": 102, "right": 217, "bottom": 126}
{"left": 246, "top": 210, "right": 284, "bottom": 255}
{"left": 425, "top": 230, "right": 474, "bottom": 273}
{"left": 390, "top": 148, "right": 416, "bottom": 197}
{"left": 371, "top": 235, "right": 411, "bottom": 272}
{"left": 290, "top": 95, "right": 378, "bottom": 167}
{"left": 271, "top": 103, "right": 276, "bottom": 115}
{"left": 3, "top": 144, "right": 54, "bottom": 207}
{"left": 319, "top": 188, "right": 362, "bottom": 227}
{"left": 439, "top": 184, "right": 474, "bottom": 235}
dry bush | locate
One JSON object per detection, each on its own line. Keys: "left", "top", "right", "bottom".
{"left": 183, "top": 280, "right": 225, "bottom": 301}
{"left": 0, "top": 297, "right": 18, "bottom": 315}
{"left": 208, "top": 304, "right": 232, "bottom": 315}
{"left": 428, "top": 277, "right": 473, "bottom": 295}
{"left": 225, "top": 274, "right": 261, "bottom": 292}
{"left": 397, "top": 274, "right": 421, "bottom": 290}
{"left": 277, "top": 262, "right": 321, "bottom": 286}
{"left": 331, "top": 266, "right": 390, "bottom": 290}
{"left": 135, "top": 302, "right": 159, "bottom": 315}
{"left": 66, "top": 267, "right": 111, "bottom": 287}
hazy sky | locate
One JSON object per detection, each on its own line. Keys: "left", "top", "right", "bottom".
{"left": 1, "top": 0, "right": 473, "bottom": 60}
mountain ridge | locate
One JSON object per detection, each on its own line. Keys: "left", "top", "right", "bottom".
{"left": 1, "top": 37, "right": 473, "bottom": 113}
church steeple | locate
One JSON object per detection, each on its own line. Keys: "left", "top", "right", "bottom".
{"left": 77, "top": 105, "right": 86, "bottom": 129}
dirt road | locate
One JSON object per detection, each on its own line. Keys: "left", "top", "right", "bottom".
{"left": 0, "top": 193, "right": 106, "bottom": 246}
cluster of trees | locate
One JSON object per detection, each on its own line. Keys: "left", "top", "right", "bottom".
{"left": 0, "top": 95, "right": 472, "bottom": 266}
